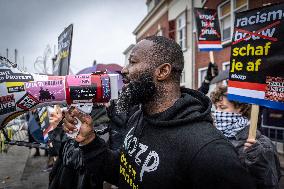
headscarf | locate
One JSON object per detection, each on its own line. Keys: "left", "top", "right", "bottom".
{"left": 214, "top": 111, "right": 249, "bottom": 138}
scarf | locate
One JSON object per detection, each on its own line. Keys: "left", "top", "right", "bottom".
{"left": 214, "top": 111, "right": 249, "bottom": 138}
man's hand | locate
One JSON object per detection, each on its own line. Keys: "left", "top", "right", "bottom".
{"left": 63, "top": 107, "right": 96, "bottom": 145}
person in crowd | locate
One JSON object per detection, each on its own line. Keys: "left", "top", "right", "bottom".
{"left": 198, "top": 61, "right": 218, "bottom": 95}
{"left": 210, "top": 85, "right": 281, "bottom": 189}
{"left": 26, "top": 108, "right": 44, "bottom": 157}
{"left": 48, "top": 104, "right": 110, "bottom": 189}
{"left": 63, "top": 36, "right": 256, "bottom": 189}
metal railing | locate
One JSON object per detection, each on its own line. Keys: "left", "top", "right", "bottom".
{"left": 262, "top": 125, "right": 284, "bottom": 143}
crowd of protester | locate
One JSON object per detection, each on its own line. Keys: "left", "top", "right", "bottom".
{"left": 24, "top": 36, "right": 282, "bottom": 189}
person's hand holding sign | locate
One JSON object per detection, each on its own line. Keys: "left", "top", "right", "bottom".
{"left": 244, "top": 138, "right": 257, "bottom": 150}
{"left": 63, "top": 107, "right": 96, "bottom": 145}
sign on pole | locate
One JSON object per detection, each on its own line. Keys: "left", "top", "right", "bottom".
{"left": 53, "top": 24, "right": 73, "bottom": 76}
{"left": 228, "top": 3, "right": 284, "bottom": 110}
{"left": 194, "top": 8, "right": 222, "bottom": 51}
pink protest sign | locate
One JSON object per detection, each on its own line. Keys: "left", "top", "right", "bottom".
{"left": 66, "top": 74, "right": 91, "bottom": 86}
{"left": 25, "top": 80, "right": 66, "bottom": 102}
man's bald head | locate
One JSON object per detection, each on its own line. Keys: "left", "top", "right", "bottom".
{"left": 143, "top": 36, "right": 184, "bottom": 82}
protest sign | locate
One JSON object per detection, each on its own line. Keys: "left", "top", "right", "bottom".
{"left": 0, "top": 94, "right": 16, "bottom": 115}
{"left": 37, "top": 107, "right": 50, "bottom": 142}
{"left": 24, "top": 80, "right": 66, "bottom": 103}
{"left": 53, "top": 24, "right": 73, "bottom": 76}
{"left": 194, "top": 8, "right": 222, "bottom": 51}
{"left": 228, "top": 3, "right": 284, "bottom": 110}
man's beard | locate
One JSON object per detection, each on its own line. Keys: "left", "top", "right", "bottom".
{"left": 116, "top": 73, "right": 156, "bottom": 114}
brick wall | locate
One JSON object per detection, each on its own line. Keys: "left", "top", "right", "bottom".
{"left": 249, "top": 0, "right": 284, "bottom": 9}
{"left": 194, "top": 0, "right": 284, "bottom": 89}
{"left": 203, "top": 0, "right": 223, "bottom": 9}
{"left": 194, "top": 41, "right": 231, "bottom": 88}
{"left": 137, "top": 12, "right": 169, "bottom": 42}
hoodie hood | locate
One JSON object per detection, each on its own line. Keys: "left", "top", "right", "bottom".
{"left": 145, "top": 88, "right": 213, "bottom": 127}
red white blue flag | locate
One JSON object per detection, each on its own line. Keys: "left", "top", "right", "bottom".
{"left": 194, "top": 8, "right": 222, "bottom": 51}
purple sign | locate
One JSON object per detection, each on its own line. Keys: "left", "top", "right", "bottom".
{"left": 25, "top": 80, "right": 66, "bottom": 102}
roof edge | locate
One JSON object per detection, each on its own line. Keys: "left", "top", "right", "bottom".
{"left": 133, "top": 0, "right": 167, "bottom": 35}
{"left": 123, "top": 44, "right": 135, "bottom": 55}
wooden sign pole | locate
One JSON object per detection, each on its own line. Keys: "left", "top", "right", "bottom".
{"left": 209, "top": 51, "right": 216, "bottom": 77}
{"left": 248, "top": 104, "right": 259, "bottom": 140}
{"left": 209, "top": 51, "right": 214, "bottom": 63}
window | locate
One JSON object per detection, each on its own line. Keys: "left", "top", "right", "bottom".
{"left": 180, "top": 70, "right": 186, "bottom": 85}
{"left": 201, "top": 0, "right": 207, "bottom": 7}
{"left": 218, "top": 0, "right": 248, "bottom": 42}
{"left": 156, "top": 29, "right": 163, "bottom": 36}
{"left": 198, "top": 67, "right": 208, "bottom": 87}
{"left": 222, "top": 61, "right": 230, "bottom": 70}
{"left": 176, "top": 12, "right": 186, "bottom": 50}
{"left": 156, "top": 24, "right": 163, "bottom": 36}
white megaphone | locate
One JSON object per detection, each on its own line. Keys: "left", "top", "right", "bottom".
{"left": 0, "top": 56, "right": 119, "bottom": 130}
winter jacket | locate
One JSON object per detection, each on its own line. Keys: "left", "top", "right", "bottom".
{"left": 49, "top": 138, "right": 101, "bottom": 189}
{"left": 106, "top": 100, "right": 139, "bottom": 151}
{"left": 80, "top": 88, "right": 256, "bottom": 189}
{"left": 230, "top": 126, "right": 281, "bottom": 189}
{"left": 198, "top": 80, "right": 210, "bottom": 95}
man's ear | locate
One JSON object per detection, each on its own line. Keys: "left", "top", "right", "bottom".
{"left": 155, "top": 63, "right": 172, "bottom": 81}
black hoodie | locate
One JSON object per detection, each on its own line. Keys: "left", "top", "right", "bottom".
{"left": 81, "top": 88, "right": 256, "bottom": 189}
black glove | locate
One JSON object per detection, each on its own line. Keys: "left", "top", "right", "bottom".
{"left": 205, "top": 62, "right": 219, "bottom": 81}
{"left": 212, "top": 63, "right": 219, "bottom": 78}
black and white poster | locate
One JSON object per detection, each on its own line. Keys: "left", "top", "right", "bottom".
{"left": 53, "top": 24, "right": 73, "bottom": 76}
{"left": 194, "top": 8, "right": 222, "bottom": 51}
{"left": 0, "top": 69, "right": 33, "bottom": 83}
{"left": 228, "top": 3, "right": 284, "bottom": 110}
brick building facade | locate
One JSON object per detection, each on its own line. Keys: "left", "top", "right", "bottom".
{"left": 133, "top": 0, "right": 201, "bottom": 88}
{"left": 194, "top": 0, "right": 284, "bottom": 89}
{"left": 136, "top": 11, "right": 170, "bottom": 41}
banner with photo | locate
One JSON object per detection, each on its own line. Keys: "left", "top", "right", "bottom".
{"left": 53, "top": 24, "right": 73, "bottom": 76}
{"left": 228, "top": 3, "right": 284, "bottom": 110}
{"left": 194, "top": 8, "right": 222, "bottom": 51}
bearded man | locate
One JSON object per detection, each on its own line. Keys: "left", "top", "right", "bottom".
{"left": 63, "top": 36, "right": 255, "bottom": 189}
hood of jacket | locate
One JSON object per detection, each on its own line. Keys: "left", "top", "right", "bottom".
{"left": 144, "top": 88, "right": 213, "bottom": 127}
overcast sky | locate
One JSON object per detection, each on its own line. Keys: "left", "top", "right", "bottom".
{"left": 0, "top": 0, "right": 146, "bottom": 74}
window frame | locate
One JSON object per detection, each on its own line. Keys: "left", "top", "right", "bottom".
{"left": 201, "top": 0, "right": 207, "bottom": 7}
{"left": 156, "top": 24, "right": 163, "bottom": 36}
{"left": 198, "top": 67, "right": 208, "bottom": 87}
{"left": 156, "top": 30, "right": 163, "bottom": 36}
{"left": 176, "top": 11, "right": 187, "bottom": 51}
{"left": 222, "top": 61, "right": 230, "bottom": 70}
{"left": 218, "top": 0, "right": 248, "bottom": 44}
{"left": 180, "top": 69, "right": 186, "bottom": 86}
